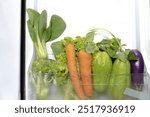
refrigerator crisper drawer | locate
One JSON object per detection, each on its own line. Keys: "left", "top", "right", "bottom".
{"left": 25, "top": 0, "right": 150, "bottom": 100}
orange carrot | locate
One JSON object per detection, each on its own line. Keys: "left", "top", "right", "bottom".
{"left": 66, "top": 43, "right": 86, "bottom": 100}
{"left": 78, "top": 50, "right": 93, "bottom": 97}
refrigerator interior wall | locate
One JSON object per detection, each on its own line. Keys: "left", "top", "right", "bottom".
{"left": 0, "top": 0, "right": 21, "bottom": 99}
{"left": 138, "top": 0, "right": 150, "bottom": 74}
{"left": 137, "top": 0, "right": 150, "bottom": 95}
{"left": 26, "top": 0, "right": 150, "bottom": 99}
{"left": 37, "top": 0, "right": 137, "bottom": 49}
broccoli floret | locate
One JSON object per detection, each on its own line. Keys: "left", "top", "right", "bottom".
{"left": 32, "top": 59, "right": 56, "bottom": 74}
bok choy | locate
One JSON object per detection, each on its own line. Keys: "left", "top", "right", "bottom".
{"left": 27, "top": 8, "right": 66, "bottom": 99}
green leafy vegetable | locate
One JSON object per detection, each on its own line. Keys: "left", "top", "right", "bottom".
{"left": 27, "top": 9, "right": 66, "bottom": 59}
{"left": 32, "top": 59, "right": 55, "bottom": 74}
{"left": 38, "top": 10, "right": 47, "bottom": 40}
{"left": 53, "top": 53, "right": 68, "bottom": 85}
{"left": 27, "top": 20, "right": 37, "bottom": 42}
{"left": 86, "top": 31, "right": 95, "bottom": 42}
{"left": 50, "top": 15, "right": 66, "bottom": 40}
{"left": 85, "top": 31, "right": 97, "bottom": 53}
{"left": 97, "top": 38, "right": 121, "bottom": 58}
{"left": 51, "top": 41, "right": 65, "bottom": 57}
{"left": 27, "top": 8, "right": 66, "bottom": 100}
{"left": 74, "top": 36, "right": 86, "bottom": 52}
{"left": 61, "top": 37, "right": 74, "bottom": 46}
{"left": 114, "top": 49, "right": 130, "bottom": 62}
{"left": 27, "top": 8, "right": 40, "bottom": 29}
{"left": 51, "top": 41, "right": 69, "bottom": 85}
{"left": 85, "top": 42, "right": 97, "bottom": 53}
{"left": 88, "top": 28, "right": 138, "bottom": 62}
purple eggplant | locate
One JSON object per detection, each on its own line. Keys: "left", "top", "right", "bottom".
{"left": 130, "top": 49, "right": 144, "bottom": 90}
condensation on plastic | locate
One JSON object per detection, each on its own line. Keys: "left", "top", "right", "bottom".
{"left": 28, "top": 55, "right": 149, "bottom": 100}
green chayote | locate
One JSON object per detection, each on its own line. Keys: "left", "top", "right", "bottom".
{"left": 93, "top": 51, "right": 112, "bottom": 92}
{"left": 108, "top": 59, "right": 131, "bottom": 99}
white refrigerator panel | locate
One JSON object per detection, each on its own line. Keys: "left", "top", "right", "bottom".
{"left": 0, "top": 0, "right": 20, "bottom": 99}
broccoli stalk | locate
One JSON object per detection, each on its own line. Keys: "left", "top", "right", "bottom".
{"left": 27, "top": 8, "right": 66, "bottom": 100}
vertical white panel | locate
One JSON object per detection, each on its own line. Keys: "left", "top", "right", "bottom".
{"left": 0, "top": 0, "right": 21, "bottom": 99}
{"left": 138, "top": 0, "right": 150, "bottom": 74}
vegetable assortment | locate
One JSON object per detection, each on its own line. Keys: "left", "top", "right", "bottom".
{"left": 27, "top": 9, "right": 145, "bottom": 100}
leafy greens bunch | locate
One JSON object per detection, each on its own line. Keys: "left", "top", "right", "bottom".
{"left": 86, "top": 28, "right": 138, "bottom": 62}
{"left": 27, "top": 8, "right": 66, "bottom": 99}
{"left": 27, "top": 8, "right": 66, "bottom": 59}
